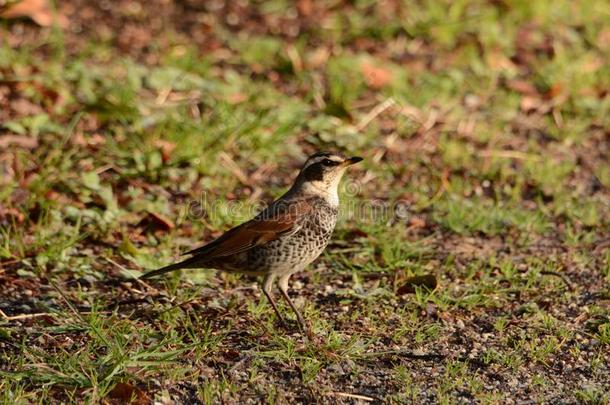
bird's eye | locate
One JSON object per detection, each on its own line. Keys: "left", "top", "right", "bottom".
{"left": 322, "top": 159, "right": 337, "bottom": 166}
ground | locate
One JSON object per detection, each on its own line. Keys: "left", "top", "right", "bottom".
{"left": 0, "top": 0, "right": 609, "bottom": 403}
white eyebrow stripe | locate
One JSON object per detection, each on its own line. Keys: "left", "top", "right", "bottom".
{"left": 301, "top": 154, "right": 345, "bottom": 169}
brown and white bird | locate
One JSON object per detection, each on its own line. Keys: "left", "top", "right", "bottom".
{"left": 141, "top": 152, "right": 362, "bottom": 329}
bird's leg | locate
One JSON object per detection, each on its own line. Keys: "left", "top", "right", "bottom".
{"left": 278, "top": 274, "right": 306, "bottom": 332}
{"left": 262, "top": 273, "right": 286, "bottom": 327}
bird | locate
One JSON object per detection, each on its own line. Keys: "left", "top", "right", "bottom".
{"left": 141, "top": 152, "right": 362, "bottom": 330}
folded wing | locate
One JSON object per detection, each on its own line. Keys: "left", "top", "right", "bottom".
{"left": 140, "top": 198, "right": 312, "bottom": 279}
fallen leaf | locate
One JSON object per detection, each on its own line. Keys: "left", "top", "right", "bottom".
{"left": 131, "top": 211, "right": 174, "bottom": 242}
{"left": 0, "top": 134, "right": 38, "bottom": 149}
{"left": 507, "top": 79, "right": 538, "bottom": 96}
{"left": 297, "top": 0, "right": 313, "bottom": 16}
{"left": 486, "top": 48, "right": 517, "bottom": 72}
{"left": 0, "top": 0, "right": 68, "bottom": 27}
{"left": 361, "top": 62, "right": 393, "bottom": 89}
{"left": 396, "top": 274, "right": 437, "bottom": 295}
{"left": 106, "top": 382, "right": 150, "bottom": 405}
{"left": 10, "top": 97, "right": 43, "bottom": 116}
{"left": 597, "top": 27, "right": 610, "bottom": 50}
{"left": 73, "top": 133, "right": 106, "bottom": 147}
{"left": 144, "top": 211, "right": 175, "bottom": 231}
{"left": 307, "top": 47, "right": 330, "bottom": 69}
{"left": 407, "top": 216, "right": 427, "bottom": 230}
{"left": 0, "top": 207, "right": 25, "bottom": 223}
{"left": 345, "top": 228, "right": 369, "bottom": 239}
{"left": 520, "top": 95, "right": 542, "bottom": 112}
{"left": 593, "top": 238, "right": 610, "bottom": 254}
{"left": 226, "top": 92, "right": 247, "bottom": 104}
{"left": 152, "top": 139, "right": 176, "bottom": 162}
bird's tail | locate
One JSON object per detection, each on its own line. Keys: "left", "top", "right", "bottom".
{"left": 140, "top": 256, "right": 202, "bottom": 279}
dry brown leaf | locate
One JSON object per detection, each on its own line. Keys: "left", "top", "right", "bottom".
{"left": 152, "top": 139, "right": 176, "bottom": 162}
{"left": 0, "top": 0, "right": 68, "bottom": 27}
{"left": 0, "top": 134, "right": 38, "bottom": 149}
{"left": 10, "top": 97, "right": 42, "bottom": 116}
{"left": 580, "top": 55, "right": 604, "bottom": 74}
{"left": 597, "top": 27, "right": 610, "bottom": 50}
{"left": 507, "top": 79, "right": 538, "bottom": 96}
{"left": 396, "top": 274, "right": 437, "bottom": 295}
{"left": 307, "top": 47, "right": 330, "bottom": 69}
{"left": 407, "top": 216, "right": 427, "bottom": 230}
{"left": 73, "top": 133, "right": 106, "bottom": 147}
{"left": 520, "top": 95, "right": 542, "bottom": 112}
{"left": 486, "top": 48, "right": 517, "bottom": 72}
{"left": 135, "top": 212, "right": 175, "bottom": 235}
{"left": 297, "top": 0, "right": 313, "bottom": 16}
{"left": 148, "top": 211, "right": 174, "bottom": 230}
{"left": 0, "top": 207, "right": 25, "bottom": 224}
{"left": 547, "top": 82, "right": 563, "bottom": 99}
{"left": 361, "top": 62, "right": 393, "bottom": 89}
{"left": 106, "top": 382, "right": 150, "bottom": 405}
{"left": 226, "top": 92, "right": 247, "bottom": 104}
{"left": 345, "top": 228, "right": 369, "bottom": 239}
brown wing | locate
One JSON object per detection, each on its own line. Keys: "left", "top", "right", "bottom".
{"left": 183, "top": 198, "right": 313, "bottom": 259}
{"left": 140, "top": 198, "right": 313, "bottom": 279}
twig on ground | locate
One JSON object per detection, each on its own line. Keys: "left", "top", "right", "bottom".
{"left": 356, "top": 97, "right": 396, "bottom": 131}
{"left": 104, "top": 257, "right": 154, "bottom": 291}
{"left": 0, "top": 309, "right": 56, "bottom": 321}
{"left": 592, "top": 237, "right": 610, "bottom": 254}
{"left": 540, "top": 270, "right": 574, "bottom": 291}
{"left": 327, "top": 392, "right": 376, "bottom": 402}
{"left": 219, "top": 152, "right": 251, "bottom": 185}
{"left": 479, "top": 149, "right": 542, "bottom": 161}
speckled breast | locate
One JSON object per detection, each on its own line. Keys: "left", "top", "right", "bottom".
{"left": 245, "top": 202, "right": 338, "bottom": 274}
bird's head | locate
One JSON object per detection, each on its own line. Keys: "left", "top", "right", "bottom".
{"left": 291, "top": 152, "right": 363, "bottom": 205}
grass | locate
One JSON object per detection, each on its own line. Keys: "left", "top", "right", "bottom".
{"left": 1, "top": 0, "right": 609, "bottom": 403}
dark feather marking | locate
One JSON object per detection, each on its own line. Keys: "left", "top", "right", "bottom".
{"left": 302, "top": 162, "right": 324, "bottom": 181}
{"left": 309, "top": 151, "right": 333, "bottom": 159}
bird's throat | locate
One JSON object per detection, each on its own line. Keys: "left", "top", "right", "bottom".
{"left": 298, "top": 179, "right": 340, "bottom": 206}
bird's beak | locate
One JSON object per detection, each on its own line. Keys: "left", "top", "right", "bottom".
{"left": 344, "top": 156, "right": 363, "bottom": 166}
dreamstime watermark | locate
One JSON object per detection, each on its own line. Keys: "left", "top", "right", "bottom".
{"left": 181, "top": 181, "right": 422, "bottom": 225}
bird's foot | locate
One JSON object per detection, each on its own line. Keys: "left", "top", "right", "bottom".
{"left": 274, "top": 316, "right": 315, "bottom": 338}
{"left": 276, "top": 317, "right": 301, "bottom": 332}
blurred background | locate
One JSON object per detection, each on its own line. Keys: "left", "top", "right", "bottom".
{"left": 0, "top": 0, "right": 609, "bottom": 403}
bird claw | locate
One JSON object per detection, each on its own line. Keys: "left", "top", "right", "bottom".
{"left": 274, "top": 316, "right": 315, "bottom": 338}
{"left": 276, "top": 317, "right": 301, "bottom": 332}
